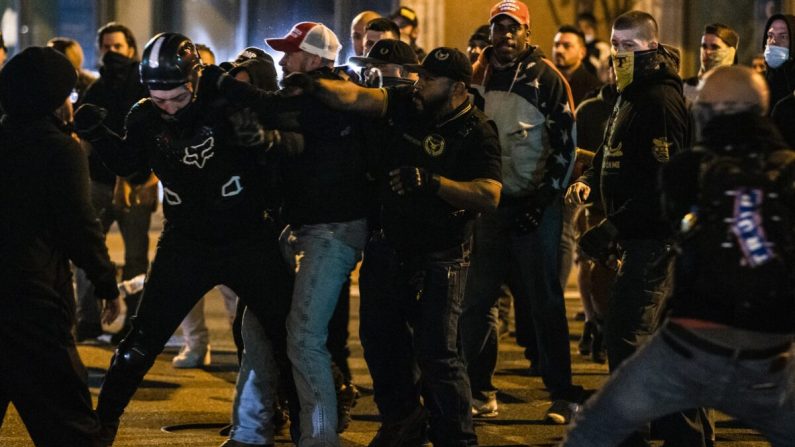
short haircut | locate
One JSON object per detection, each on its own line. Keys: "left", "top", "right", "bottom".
{"left": 613, "top": 11, "right": 658, "bottom": 41}
{"left": 704, "top": 23, "right": 739, "bottom": 49}
{"left": 557, "top": 24, "right": 586, "bottom": 46}
{"left": 47, "top": 37, "right": 79, "bottom": 55}
{"left": 97, "top": 22, "right": 138, "bottom": 58}
{"left": 366, "top": 17, "right": 400, "bottom": 37}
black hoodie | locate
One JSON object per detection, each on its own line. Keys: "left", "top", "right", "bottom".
{"left": 580, "top": 44, "right": 688, "bottom": 241}
{"left": 763, "top": 14, "right": 795, "bottom": 108}
{"left": 80, "top": 52, "right": 148, "bottom": 186}
{"left": 662, "top": 113, "right": 795, "bottom": 333}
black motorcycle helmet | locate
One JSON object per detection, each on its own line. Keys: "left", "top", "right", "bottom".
{"left": 140, "top": 32, "right": 202, "bottom": 91}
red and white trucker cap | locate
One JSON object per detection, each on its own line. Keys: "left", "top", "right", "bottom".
{"left": 265, "top": 22, "right": 341, "bottom": 61}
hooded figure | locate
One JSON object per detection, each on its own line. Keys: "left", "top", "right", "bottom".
{"left": 762, "top": 14, "right": 795, "bottom": 108}
{"left": 0, "top": 46, "right": 119, "bottom": 446}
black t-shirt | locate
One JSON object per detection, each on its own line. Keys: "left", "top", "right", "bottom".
{"left": 371, "top": 86, "right": 501, "bottom": 256}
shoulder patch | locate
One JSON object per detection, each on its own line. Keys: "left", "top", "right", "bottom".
{"left": 653, "top": 137, "right": 672, "bottom": 162}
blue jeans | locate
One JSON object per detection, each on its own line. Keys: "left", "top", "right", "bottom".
{"left": 281, "top": 220, "right": 367, "bottom": 447}
{"left": 461, "top": 198, "right": 573, "bottom": 399}
{"left": 564, "top": 322, "right": 795, "bottom": 446}
{"left": 229, "top": 308, "right": 280, "bottom": 445}
{"left": 359, "top": 235, "right": 477, "bottom": 446}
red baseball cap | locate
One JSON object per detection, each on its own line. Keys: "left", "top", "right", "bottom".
{"left": 490, "top": 0, "right": 531, "bottom": 27}
{"left": 265, "top": 22, "right": 341, "bottom": 61}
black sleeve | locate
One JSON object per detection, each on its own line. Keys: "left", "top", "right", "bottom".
{"left": 384, "top": 85, "right": 415, "bottom": 120}
{"left": 659, "top": 150, "right": 706, "bottom": 225}
{"left": 87, "top": 100, "right": 153, "bottom": 179}
{"left": 465, "top": 118, "right": 502, "bottom": 184}
{"left": 771, "top": 97, "right": 795, "bottom": 149}
{"left": 579, "top": 145, "right": 603, "bottom": 201}
{"left": 218, "top": 75, "right": 303, "bottom": 131}
{"left": 49, "top": 139, "right": 118, "bottom": 300}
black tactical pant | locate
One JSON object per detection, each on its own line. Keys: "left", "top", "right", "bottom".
{"left": 96, "top": 226, "right": 294, "bottom": 428}
{"left": 1, "top": 283, "right": 103, "bottom": 447}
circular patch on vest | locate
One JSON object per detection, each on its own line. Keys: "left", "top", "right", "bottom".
{"left": 423, "top": 134, "right": 446, "bottom": 157}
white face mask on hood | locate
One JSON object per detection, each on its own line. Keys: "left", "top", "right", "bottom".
{"left": 764, "top": 45, "right": 790, "bottom": 69}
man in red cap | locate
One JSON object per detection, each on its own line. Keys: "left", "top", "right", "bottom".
{"left": 462, "top": 0, "right": 584, "bottom": 424}
{"left": 267, "top": 44, "right": 502, "bottom": 446}
{"left": 263, "top": 21, "right": 370, "bottom": 447}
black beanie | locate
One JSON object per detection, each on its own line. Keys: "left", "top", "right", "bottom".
{"left": 229, "top": 57, "right": 278, "bottom": 92}
{"left": 0, "top": 46, "right": 77, "bottom": 118}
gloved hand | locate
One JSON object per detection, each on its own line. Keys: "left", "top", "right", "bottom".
{"left": 278, "top": 131, "right": 305, "bottom": 156}
{"left": 73, "top": 104, "right": 108, "bottom": 140}
{"left": 229, "top": 108, "right": 271, "bottom": 148}
{"left": 196, "top": 64, "right": 228, "bottom": 103}
{"left": 280, "top": 72, "right": 316, "bottom": 95}
{"left": 512, "top": 204, "right": 544, "bottom": 234}
{"left": 578, "top": 218, "right": 620, "bottom": 270}
{"left": 389, "top": 166, "right": 440, "bottom": 196}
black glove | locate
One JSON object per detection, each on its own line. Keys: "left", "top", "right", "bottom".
{"left": 280, "top": 72, "right": 316, "bottom": 95}
{"left": 229, "top": 108, "right": 269, "bottom": 148}
{"left": 278, "top": 131, "right": 305, "bottom": 156}
{"left": 196, "top": 64, "right": 229, "bottom": 103}
{"left": 512, "top": 204, "right": 544, "bottom": 235}
{"left": 578, "top": 218, "right": 620, "bottom": 270}
{"left": 389, "top": 166, "right": 440, "bottom": 196}
{"left": 73, "top": 104, "right": 109, "bottom": 140}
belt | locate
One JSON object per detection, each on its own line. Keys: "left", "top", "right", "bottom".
{"left": 664, "top": 322, "right": 792, "bottom": 360}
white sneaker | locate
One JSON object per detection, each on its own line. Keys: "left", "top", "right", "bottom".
{"left": 172, "top": 345, "right": 211, "bottom": 368}
{"left": 471, "top": 396, "right": 499, "bottom": 418}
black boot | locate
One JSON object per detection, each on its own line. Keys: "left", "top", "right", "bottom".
{"left": 578, "top": 320, "right": 595, "bottom": 356}
{"left": 590, "top": 319, "right": 606, "bottom": 364}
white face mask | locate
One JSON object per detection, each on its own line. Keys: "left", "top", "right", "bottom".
{"left": 764, "top": 45, "right": 790, "bottom": 69}
{"left": 701, "top": 47, "right": 735, "bottom": 73}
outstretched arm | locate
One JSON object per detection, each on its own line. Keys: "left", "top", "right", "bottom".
{"left": 437, "top": 178, "right": 501, "bottom": 212}
{"left": 311, "top": 78, "right": 387, "bottom": 117}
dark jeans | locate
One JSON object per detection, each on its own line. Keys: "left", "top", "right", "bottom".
{"left": 1, "top": 284, "right": 103, "bottom": 447}
{"left": 461, "top": 199, "right": 573, "bottom": 400}
{"left": 359, "top": 235, "right": 477, "bottom": 447}
{"left": 96, "top": 227, "right": 294, "bottom": 427}
{"left": 75, "top": 181, "right": 152, "bottom": 334}
{"left": 607, "top": 239, "right": 712, "bottom": 447}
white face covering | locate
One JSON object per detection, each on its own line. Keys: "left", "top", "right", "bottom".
{"left": 701, "top": 46, "right": 736, "bottom": 73}
{"left": 764, "top": 45, "right": 790, "bottom": 69}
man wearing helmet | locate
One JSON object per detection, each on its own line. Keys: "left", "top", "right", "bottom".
{"left": 74, "top": 33, "right": 296, "bottom": 446}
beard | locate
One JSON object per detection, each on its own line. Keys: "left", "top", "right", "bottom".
{"left": 413, "top": 89, "right": 449, "bottom": 119}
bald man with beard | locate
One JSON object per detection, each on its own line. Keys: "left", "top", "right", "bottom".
{"left": 562, "top": 65, "right": 795, "bottom": 446}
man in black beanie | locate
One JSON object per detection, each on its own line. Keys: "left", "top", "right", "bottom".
{"left": 0, "top": 46, "right": 120, "bottom": 447}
